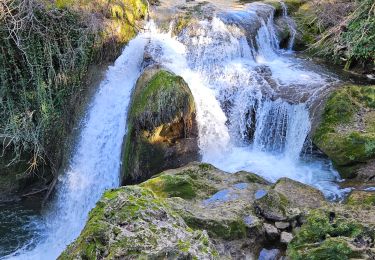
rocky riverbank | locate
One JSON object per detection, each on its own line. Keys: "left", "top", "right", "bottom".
{"left": 59, "top": 163, "right": 375, "bottom": 259}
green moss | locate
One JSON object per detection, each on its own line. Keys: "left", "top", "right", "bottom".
{"left": 177, "top": 239, "right": 191, "bottom": 252}
{"left": 245, "top": 172, "right": 269, "bottom": 184}
{"left": 293, "top": 3, "right": 323, "bottom": 47}
{"left": 142, "top": 174, "right": 197, "bottom": 199}
{"left": 289, "top": 237, "right": 352, "bottom": 260}
{"left": 287, "top": 210, "right": 364, "bottom": 260}
{"left": 183, "top": 215, "right": 248, "bottom": 240}
{"left": 130, "top": 70, "right": 194, "bottom": 126}
{"left": 313, "top": 85, "right": 375, "bottom": 176}
{"left": 347, "top": 191, "right": 375, "bottom": 206}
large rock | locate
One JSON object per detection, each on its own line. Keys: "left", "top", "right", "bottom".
{"left": 60, "top": 163, "right": 375, "bottom": 259}
{"left": 121, "top": 66, "right": 199, "bottom": 184}
{"left": 312, "top": 85, "right": 375, "bottom": 181}
{"left": 273, "top": 178, "right": 326, "bottom": 209}
{"left": 58, "top": 185, "right": 217, "bottom": 259}
{"left": 142, "top": 163, "right": 269, "bottom": 258}
{"left": 60, "top": 163, "right": 271, "bottom": 259}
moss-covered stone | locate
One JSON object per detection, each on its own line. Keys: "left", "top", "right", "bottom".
{"left": 60, "top": 163, "right": 271, "bottom": 259}
{"left": 59, "top": 186, "right": 217, "bottom": 259}
{"left": 122, "top": 67, "right": 199, "bottom": 184}
{"left": 255, "top": 189, "right": 300, "bottom": 221}
{"left": 273, "top": 178, "right": 326, "bottom": 209}
{"left": 287, "top": 209, "right": 371, "bottom": 260}
{"left": 313, "top": 85, "right": 375, "bottom": 180}
{"left": 346, "top": 190, "right": 375, "bottom": 207}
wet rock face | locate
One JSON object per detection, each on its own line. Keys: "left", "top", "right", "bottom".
{"left": 312, "top": 85, "right": 375, "bottom": 181}
{"left": 60, "top": 163, "right": 375, "bottom": 259}
{"left": 121, "top": 66, "right": 199, "bottom": 184}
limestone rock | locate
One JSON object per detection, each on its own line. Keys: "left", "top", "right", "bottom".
{"left": 264, "top": 223, "right": 279, "bottom": 240}
{"left": 58, "top": 186, "right": 217, "bottom": 259}
{"left": 280, "top": 231, "right": 293, "bottom": 244}
{"left": 254, "top": 189, "right": 301, "bottom": 222}
{"left": 312, "top": 85, "right": 375, "bottom": 181}
{"left": 274, "top": 178, "right": 326, "bottom": 209}
{"left": 122, "top": 66, "right": 199, "bottom": 184}
{"left": 275, "top": 221, "right": 290, "bottom": 230}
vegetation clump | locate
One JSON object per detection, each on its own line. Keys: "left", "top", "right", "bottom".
{"left": 293, "top": 0, "right": 374, "bottom": 72}
{"left": 287, "top": 210, "right": 368, "bottom": 260}
{"left": 0, "top": 0, "right": 147, "bottom": 181}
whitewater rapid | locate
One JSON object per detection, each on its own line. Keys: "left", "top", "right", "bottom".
{"left": 5, "top": 2, "right": 348, "bottom": 259}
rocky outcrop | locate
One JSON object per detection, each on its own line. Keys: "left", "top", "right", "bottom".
{"left": 313, "top": 85, "right": 375, "bottom": 181}
{"left": 287, "top": 208, "right": 375, "bottom": 259}
{"left": 58, "top": 185, "right": 217, "bottom": 259}
{"left": 121, "top": 67, "right": 199, "bottom": 184}
{"left": 60, "top": 163, "right": 375, "bottom": 259}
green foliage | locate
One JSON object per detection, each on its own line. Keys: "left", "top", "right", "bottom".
{"left": 287, "top": 210, "right": 363, "bottom": 260}
{"left": 301, "top": 0, "right": 375, "bottom": 71}
{"left": 341, "top": 0, "right": 375, "bottom": 69}
{"left": 0, "top": 0, "right": 147, "bottom": 174}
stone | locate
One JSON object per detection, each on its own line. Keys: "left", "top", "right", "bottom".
{"left": 122, "top": 66, "right": 199, "bottom": 184}
{"left": 346, "top": 190, "right": 375, "bottom": 207}
{"left": 312, "top": 85, "right": 375, "bottom": 181}
{"left": 280, "top": 231, "right": 293, "bottom": 244}
{"left": 60, "top": 163, "right": 271, "bottom": 259}
{"left": 255, "top": 189, "right": 301, "bottom": 221}
{"left": 258, "top": 248, "right": 281, "bottom": 260}
{"left": 274, "top": 178, "right": 326, "bottom": 209}
{"left": 263, "top": 223, "right": 279, "bottom": 240}
{"left": 275, "top": 221, "right": 290, "bottom": 230}
{"left": 58, "top": 186, "right": 217, "bottom": 259}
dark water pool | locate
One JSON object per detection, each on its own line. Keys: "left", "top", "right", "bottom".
{"left": 0, "top": 199, "right": 42, "bottom": 257}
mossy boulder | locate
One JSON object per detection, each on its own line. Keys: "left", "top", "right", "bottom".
{"left": 255, "top": 189, "right": 300, "bottom": 222}
{"left": 312, "top": 85, "right": 375, "bottom": 180}
{"left": 143, "top": 163, "right": 267, "bottom": 245}
{"left": 122, "top": 67, "right": 199, "bottom": 184}
{"left": 273, "top": 178, "right": 326, "bottom": 209}
{"left": 59, "top": 186, "right": 217, "bottom": 259}
{"left": 61, "top": 163, "right": 375, "bottom": 259}
{"left": 346, "top": 190, "right": 375, "bottom": 207}
{"left": 287, "top": 209, "right": 375, "bottom": 260}
{"left": 60, "top": 163, "right": 272, "bottom": 259}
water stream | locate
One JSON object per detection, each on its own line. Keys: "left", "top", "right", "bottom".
{"left": 2, "top": 2, "right": 349, "bottom": 259}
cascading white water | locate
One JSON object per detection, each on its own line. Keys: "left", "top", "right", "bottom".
{"left": 4, "top": 2, "right": 349, "bottom": 259}
{"left": 280, "top": 2, "right": 297, "bottom": 51}
{"left": 147, "top": 3, "right": 345, "bottom": 198}
{"left": 5, "top": 29, "right": 149, "bottom": 260}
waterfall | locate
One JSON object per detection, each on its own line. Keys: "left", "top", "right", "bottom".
{"left": 6, "top": 28, "right": 148, "bottom": 260}
{"left": 281, "top": 2, "right": 297, "bottom": 51}
{"left": 4, "top": 2, "right": 347, "bottom": 259}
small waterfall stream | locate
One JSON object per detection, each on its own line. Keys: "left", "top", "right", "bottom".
{"left": 3, "top": 2, "right": 348, "bottom": 259}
